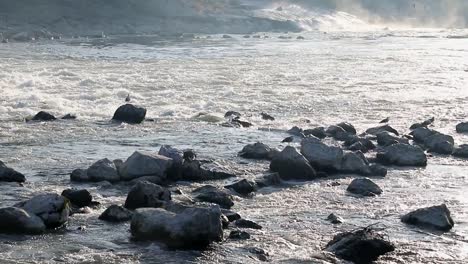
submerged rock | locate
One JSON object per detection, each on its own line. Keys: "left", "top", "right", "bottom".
{"left": 270, "top": 146, "right": 317, "bottom": 180}
{"left": 401, "top": 204, "right": 454, "bottom": 231}
{"left": 86, "top": 158, "right": 120, "bottom": 183}
{"left": 112, "top": 104, "right": 146, "bottom": 124}
{"left": 0, "top": 161, "right": 26, "bottom": 182}
{"left": 224, "top": 111, "right": 241, "bottom": 118}
{"left": 376, "top": 144, "right": 427, "bottom": 167}
{"left": 124, "top": 181, "right": 171, "bottom": 210}
{"left": 120, "top": 151, "right": 173, "bottom": 181}
{"left": 0, "top": 207, "right": 46, "bottom": 235}
{"left": 239, "top": 142, "right": 279, "bottom": 160}
{"left": 193, "top": 185, "right": 234, "bottom": 209}
{"left": 32, "top": 111, "right": 56, "bottom": 121}
{"left": 301, "top": 138, "right": 343, "bottom": 172}
{"left": 347, "top": 178, "right": 382, "bottom": 196}
{"left": 326, "top": 228, "right": 395, "bottom": 264}
{"left": 62, "top": 114, "right": 77, "bottom": 120}
{"left": 456, "top": 122, "right": 468, "bottom": 133}
{"left": 235, "top": 219, "right": 262, "bottom": 229}
{"left": 225, "top": 179, "right": 257, "bottom": 195}
{"left": 130, "top": 206, "right": 223, "bottom": 249}
{"left": 61, "top": 189, "right": 92, "bottom": 208}
{"left": 15, "top": 193, "right": 69, "bottom": 228}
{"left": 99, "top": 205, "right": 134, "bottom": 222}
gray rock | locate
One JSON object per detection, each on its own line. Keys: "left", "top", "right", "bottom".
{"left": 345, "top": 136, "right": 376, "bottom": 152}
{"left": 326, "top": 228, "right": 395, "bottom": 263}
{"left": 124, "top": 181, "right": 171, "bottom": 210}
{"left": 32, "top": 111, "right": 56, "bottom": 121}
{"left": 193, "top": 185, "right": 234, "bottom": 209}
{"left": 327, "top": 213, "right": 344, "bottom": 224}
{"left": 340, "top": 152, "right": 371, "bottom": 175}
{"left": 326, "top": 125, "right": 354, "bottom": 141}
{"left": 376, "top": 144, "right": 427, "bottom": 167}
{"left": 337, "top": 122, "right": 357, "bottom": 135}
{"left": 0, "top": 161, "right": 26, "bottom": 182}
{"left": 180, "top": 160, "right": 235, "bottom": 181}
{"left": 456, "top": 122, "right": 468, "bottom": 133}
{"left": 87, "top": 158, "right": 120, "bottom": 183}
{"left": 301, "top": 138, "right": 343, "bottom": 172}
{"left": 401, "top": 204, "right": 454, "bottom": 231}
{"left": 61, "top": 189, "right": 92, "bottom": 208}
{"left": 158, "top": 145, "right": 183, "bottom": 166}
{"left": 235, "top": 219, "right": 262, "bottom": 229}
{"left": 424, "top": 133, "right": 454, "bottom": 154}
{"left": 287, "top": 126, "right": 303, "bottom": 136}
{"left": 411, "top": 127, "right": 437, "bottom": 142}
{"left": 453, "top": 144, "right": 468, "bottom": 158}
{"left": 0, "top": 207, "right": 46, "bottom": 234}
{"left": 347, "top": 178, "right": 382, "bottom": 196}
{"left": 225, "top": 179, "right": 257, "bottom": 195}
{"left": 99, "top": 205, "right": 134, "bottom": 222}
{"left": 255, "top": 173, "right": 282, "bottom": 188}
{"left": 15, "top": 193, "right": 69, "bottom": 228}
{"left": 112, "top": 104, "right": 146, "bottom": 124}
{"left": 120, "top": 151, "right": 173, "bottom": 181}
{"left": 303, "top": 127, "right": 326, "bottom": 139}
{"left": 229, "top": 230, "right": 251, "bottom": 240}
{"left": 369, "top": 165, "right": 388, "bottom": 177}
{"left": 70, "top": 168, "right": 89, "bottom": 182}
{"left": 239, "top": 142, "right": 279, "bottom": 160}
{"left": 366, "top": 125, "right": 399, "bottom": 136}
{"left": 410, "top": 117, "right": 435, "bottom": 130}
{"left": 270, "top": 146, "right": 317, "bottom": 180}
{"left": 130, "top": 206, "right": 223, "bottom": 249}
{"left": 376, "top": 132, "right": 409, "bottom": 146}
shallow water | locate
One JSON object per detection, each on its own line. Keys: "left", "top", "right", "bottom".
{"left": 0, "top": 30, "right": 468, "bottom": 263}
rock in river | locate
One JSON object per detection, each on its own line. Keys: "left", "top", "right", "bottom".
{"left": 270, "top": 146, "right": 317, "bottom": 180}
{"left": 0, "top": 207, "right": 46, "bottom": 235}
{"left": 456, "top": 122, "right": 468, "bottom": 133}
{"left": 193, "top": 185, "right": 234, "bottom": 209}
{"left": 124, "top": 181, "right": 172, "bottom": 210}
{"left": 347, "top": 178, "right": 382, "bottom": 196}
{"left": 15, "top": 193, "right": 70, "bottom": 229}
{"left": 61, "top": 188, "right": 93, "bottom": 208}
{"left": 0, "top": 160, "right": 26, "bottom": 182}
{"left": 112, "top": 104, "right": 147, "bottom": 124}
{"left": 120, "top": 151, "right": 173, "bottom": 181}
{"left": 86, "top": 158, "right": 120, "bottom": 183}
{"left": 239, "top": 142, "right": 279, "bottom": 160}
{"left": 401, "top": 204, "right": 454, "bottom": 231}
{"left": 376, "top": 143, "right": 427, "bottom": 167}
{"left": 99, "top": 205, "right": 134, "bottom": 222}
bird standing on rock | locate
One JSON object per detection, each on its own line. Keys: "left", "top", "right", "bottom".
{"left": 379, "top": 117, "right": 390, "bottom": 123}
{"left": 125, "top": 94, "right": 131, "bottom": 102}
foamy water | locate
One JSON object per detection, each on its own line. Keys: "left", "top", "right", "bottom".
{"left": 0, "top": 29, "right": 468, "bottom": 263}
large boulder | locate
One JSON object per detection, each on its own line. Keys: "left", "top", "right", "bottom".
{"left": 158, "top": 145, "right": 184, "bottom": 179}
{"left": 180, "top": 160, "right": 235, "bottom": 181}
{"left": 270, "top": 146, "right": 317, "bottom": 180}
{"left": 112, "top": 104, "right": 146, "bottom": 124}
{"left": 401, "top": 204, "right": 454, "bottom": 231}
{"left": 99, "top": 205, "right": 134, "bottom": 222}
{"left": 453, "top": 145, "right": 468, "bottom": 158}
{"left": 326, "top": 228, "right": 395, "bottom": 264}
{"left": 376, "top": 132, "right": 409, "bottom": 146}
{"left": 120, "top": 151, "right": 173, "bottom": 181}
{"left": 340, "top": 152, "right": 371, "bottom": 176}
{"left": 0, "top": 161, "right": 26, "bottom": 182}
{"left": 376, "top": 144, "right": 427, "bottom": 167}
{"left": 32, "top": 111, "right": 56, "bottom": 121}
{"left": 366, "top": 125, "right": 399, "bottom": 136}
{"left": 456, "top": 122, "right": 468, "bottom": 133}
{"left": 326, "top": 125, "right": 354, "bottom": 141}
{"left": 130, "top": 206, "right": 223, "bottom": 249}
{"left": 61, "top": 189, "right": 93, "bottom": 208}
{"left": 124, "top": 181, "right": 171, "bottom": 210}
{"left": 193, "top": 185, "right": 234, "bottom": 209}
{"left": 239, "top": 142, "right": 279, "bottom": 160}
{"left": 303, "top": 127, "right": 326, "bottom": 139}
{"left": 15, "top": 193, "right": 69, "bottom": 228}
{"left": 300, "top": 138, "right": 343, "bottom": 172}
{"left": 347, "top": 178, "right": 382, "bottom": 196}
{"left": 225, "top": 179, "right": 257, "bottom": 195}
{"left": 86, "top": 158, "right": 120, "bottom": 183}
{"left": 0, "top": 207, "right": 46, "bottom": 235}
{"left": 337, "top": 122, "right": 357, "bottom": 135}
{"left": 411, "top": 128, "right": 454, "bottom": 154}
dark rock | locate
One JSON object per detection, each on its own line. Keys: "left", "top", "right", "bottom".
{"left": 301, "top": 138, "right": 343, "bottom": 172}
{"left": 411, "top": 128, "right": 454, "bottom": 154}
{"left": 131, "top": 206, "right": 223, "bottom": 249}
{"left": 344, "top": 136, "right": 376, "bottom": 151}
{"left": 15, "top": 193, "right": 69, "bottom": 228}
{"left": 337, "top": 122, "right": 357, "bottom": 135}
{"left": 376, "top": 132, "right": 409, "bottom": 146}
{"left": 158, "top": 145, "right": 183, "bottom": 166}
{"left": 229, "top": 230, "right": 251, "bottom": 240}
{"left": 61, "top": 189, "right": 92, "bottom": 208}
{"left": 61, "top": 114, "right": 77, "bottom": 120}
{"left": 401, "top": 204, "right": 454, "bottom": 231}
{"left": 369, "top": 165, "right": 387, "bottom": 177}
{"left": 281, "top": 136, "right": 294, "bottom": 143}
{"left": 180, "top": 160, "right": 235, "bottom": 181}
{"left": 221, "top": 209, "right": 241, "bottom": 222}
{"left": 0, "top": 161, "right": 26, "bottom": 182}
{"left": 87, "top": 158, "right": 120, "bottom": 183}
{"left": 235, "top": 219, "right": 262, "bottom": 229}
{"left": 270, "top": 146, "right": 317, "bottom": 180}
{"left": 120, "top": 151, "right": 173, "bottom": 181}
{"left": 32, "top": 111, "right": 56, "bottom": 121}
{"left": 260, "top": 113, "right": 275, "bottom": 121}
{"left": 239, "top": 142, "right": 279, "bottom": 160}
{"left": 327, "top": 213, "right": 344, "bottom": 224}
{"left": 347, "top": 178, "right": 382, "bottom": 196}
{"left": 456, "top": 122, "right": 468, "bottom": 133}
{"left": 229, "top": 118, "right": 253, "bottom": 128}
{"left": 340, "top": 152, "right": 371, "bottom": 175}
{"left": 112, "top": 104, "right": 147, "bottom": 124}
{"left": 326, "top": 228, "right": 395, "bottom": 264}
{"left": 411, "top": 127, "right": 437, "bottom": 142}
{"left": 376, "top": 144, "right": 427, "bottom": 167}
{"left": 287, "top": 126, "right": 303, "bottom": 136}
{"left": 183, "top": 150, "right": 197, "bottom": 162}
{"left": 225, "top": 179, "right": 257, "bottom": 195}
{"left": 70, "top": 168, "right": 89, "bottom": 182}
{"left": 193, "top": 185, "right": 234, "bottom": 209}
{"left": 366, "top": 125, "right": 399, "bottom": 136}
{"left": 379, "top": 117, "right": 390, "bottom": 123}
{"left": 348, "top": 142, "right": 366, "bottom": 152}
{"left": 99, "top": 205, "right": 133, "bottom": 222}
{"left": 303, "top": 127, "right": 326, "bottom": 139}
{"left": 326, "top": 125, "right": 354, "bottom": 141}
{"left": 410, "top": 117, "right": 435, "bottom": 130}
{"left": 453, "top": 144, "right": 468, "bottom": 158}
{"left": 0, "top": 207, "right": 46, "bottom": 234}
{"left": 124, "top": 181, "right": 171, "bottom": 210}
{"left": 255, "top": 173, "right": 282, "bottom": 188}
